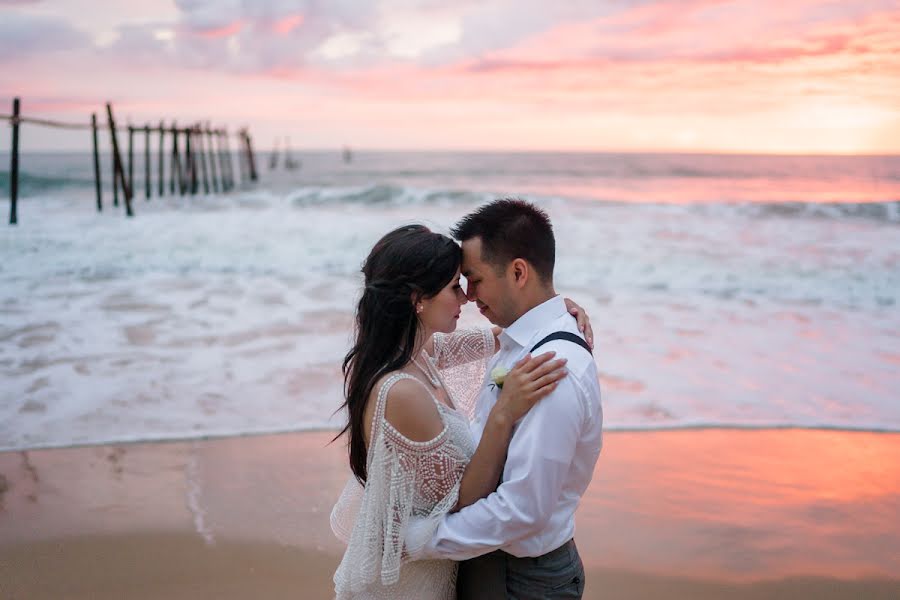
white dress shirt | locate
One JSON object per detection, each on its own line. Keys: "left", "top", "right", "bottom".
{"left": 418, "top": 295, "right": 603, "bottom": 560}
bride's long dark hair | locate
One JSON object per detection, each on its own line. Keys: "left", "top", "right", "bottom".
{"left": 337, "top": 224, "right": 461, "bottom": 484}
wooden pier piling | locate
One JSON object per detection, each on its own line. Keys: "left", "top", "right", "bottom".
{"left": 171, "top": 123, "right": 182, "bottom": 195}
{"left": 245, "top": 130, "right": 258, "bottom": 182}
{"left": 106, "top": 103, "right": 134, "bottom": 217}
{"left": 144, "top": 124, "right": 151, "bottom": 200}
{"left": 158, "top": 121, "right": 165, "bottom": 197}
{"left": 238, "top": 132, "right": 248, "bottom": 182}
{"left": 8, "top": 97, "right": 20, "bottom": 225}
{"left": 226, "top": 131, "right": 235, "bottom": 190}
{"left": 111, "top": 126, "right": 119, "bottom": 207}
{"left": 196, "top": 125, "right": 210, "bottom": 194}
{"left": 218, "top": 130, "right": 231, "bottom": 191}
{"left": 184, "top": 127, "right": 195, "bottom": 195}
{"left": 127, "top": 125, "right": 135, "bottom": 197}
{"left": 206, "top": 124, "right": 219, "bottom": 194}
{"left": 3, "top": 98, "right": 258, "bottom": 224}
{"left": 91, "top": 113, "right": 102, "bottom": 212}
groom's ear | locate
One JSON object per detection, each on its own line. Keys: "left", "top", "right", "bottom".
{"left": 510, "top": 258, "right": 529, "bottom": 288}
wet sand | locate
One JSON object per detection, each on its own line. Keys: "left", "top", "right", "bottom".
{"left": 2, "top": 429, "right": 899, "bottom": 599}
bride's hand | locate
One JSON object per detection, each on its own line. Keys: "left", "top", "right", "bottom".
{"left": 563, "top": 297, "right": 594, "bottom": 349}
{"left": 491, "top": 352, "right": 568, "bottom": 426}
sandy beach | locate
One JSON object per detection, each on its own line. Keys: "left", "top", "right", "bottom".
{"left": 2, "top": 429, "right": 899, "bottom": 599}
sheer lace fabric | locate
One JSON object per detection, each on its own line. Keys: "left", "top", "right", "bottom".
{"left": 331, "top": 328, "right": 494, "bottom": 599}
{"left": 432, "top": 328, "right": 495, "bottom": 420}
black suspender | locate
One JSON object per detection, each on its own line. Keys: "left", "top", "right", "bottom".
{"left": 530, "top": 331, "right": 592, "bottom": 355}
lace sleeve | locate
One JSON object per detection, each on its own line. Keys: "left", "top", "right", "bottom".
{"left": 433, "top": 328, "right": 496, "bottom": 370}
{"left": 330, "top": 474, "right": 364, "bottom": 545}
{"left": 433, "top": 328, "right": 495, "bottom": 420}
{"left": 332, "top": 374, "right": 468, "bottom": 597}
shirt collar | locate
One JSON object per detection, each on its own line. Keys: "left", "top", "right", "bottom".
{"left": 498, "top": 295, "right": 566, "bottom": 350}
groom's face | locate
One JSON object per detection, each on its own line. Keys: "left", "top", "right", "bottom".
{"left": 461, "top": 237, "right": 517, "bottom": 328}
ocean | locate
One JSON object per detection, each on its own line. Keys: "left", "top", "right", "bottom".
{"left": 1, "top": 150, "right": 899, "bottom": 451}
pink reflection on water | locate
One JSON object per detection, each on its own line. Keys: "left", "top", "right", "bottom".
{"left": 540, "top": 175, "right": 900, "bottom": 204}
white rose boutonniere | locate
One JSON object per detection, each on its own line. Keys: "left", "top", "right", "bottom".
{"left": 490, "top": 366, "right": 509, "bottom": 390}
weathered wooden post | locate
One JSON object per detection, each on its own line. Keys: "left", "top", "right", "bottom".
{"left": 223, "top": 130, "right": 234, "bottom": 191}
{"left": 196, "top": 124, "right": 210, "bottom": 194}
{"left": 158, "top": 121, "right": 165, "bottom": 197}
{"left": 182, "top": 126, "right": 190, "bottom": 195}
{"left": 206, "top": 124, "right": 219, "bottom": 194}
{"left": 171, "top": 123, "right": 183, "bottom": 196}
{"left": 111, "top": 122, "right": 119, "bottom": 207}
{"left": 236, "top": 131, "right": 247, "bottom": 183}
{"left": 245, "top": 130, "right": 258, "bottom": 182}
{"left": 186, "top": 126, "right": 197, "bottom": 195}
{"left": 8, "top": 97, "right": 20, "bottom": 225}
{"left": 127, "top": 125, "right": 134, "bottom": 196}
{"left": 144, "top": 124, "right": 151, "bottom": 200}
{"left": 106, "top": 103, "right": 134, "bottom": 217}
{"left": 218, "top": 129, "right": 232, "bottom": 191}
{"left": 91, "top": 112, "right": 102, "bottom": 212}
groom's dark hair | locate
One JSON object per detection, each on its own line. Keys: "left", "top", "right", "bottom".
{"left": 451, "top": 198, "right": 555, "bottom": 284}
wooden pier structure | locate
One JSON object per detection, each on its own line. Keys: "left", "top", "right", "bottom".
{"left": 3, "top": 97, "right": 259, "bottom": 225}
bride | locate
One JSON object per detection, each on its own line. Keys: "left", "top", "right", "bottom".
{"left": 330, "top": 224, "right": 588, "bottom": 599}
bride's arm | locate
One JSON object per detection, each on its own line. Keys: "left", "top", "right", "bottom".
{"left": 453, "top": 352, "right": 567, "bottom": 511}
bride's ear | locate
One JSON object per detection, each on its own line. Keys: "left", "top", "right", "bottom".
{"left": 410, "top": 292, "right": 424, "bottom": 315}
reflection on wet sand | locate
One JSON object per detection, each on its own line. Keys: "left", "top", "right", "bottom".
{"left": 0, "top": 429, "right": 898, "bottom": 599}
{"left": 577, "top": 429, "right": 900, "bottom": 580}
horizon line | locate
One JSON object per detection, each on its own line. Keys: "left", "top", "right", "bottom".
{"left": 4, "top": 147, "right": 900, "bottom": 158}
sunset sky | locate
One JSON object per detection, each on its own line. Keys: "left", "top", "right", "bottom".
{"left": 2, "top": 0, "right": 899, "bottom": 153}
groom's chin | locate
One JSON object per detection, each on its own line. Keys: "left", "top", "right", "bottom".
{"left": 480, "top": 312, "right": 501, "bottom": 327}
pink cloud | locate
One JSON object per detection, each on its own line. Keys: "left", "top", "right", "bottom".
{"left": 697, "top": 33, "right": 854, "bottom": 63}
{"left": 272, "top": 14, "right": 304, "bottom": 36}
{"left": 194, "top": 20, "right": 243, "bottom": 39}
{"left": 3, "top": 0, "right": 900, "bottom": 153}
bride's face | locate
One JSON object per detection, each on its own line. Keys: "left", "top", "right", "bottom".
{"left": 419, "top": 269, "right": 467, "bottom": 334}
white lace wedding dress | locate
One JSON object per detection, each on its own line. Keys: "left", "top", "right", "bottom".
{"left": 330, "top": 328, "right": 495, "bottom": 600}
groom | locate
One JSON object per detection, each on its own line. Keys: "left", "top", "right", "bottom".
{"left": 409, "top": 199, "right": 603, "bottom": 599}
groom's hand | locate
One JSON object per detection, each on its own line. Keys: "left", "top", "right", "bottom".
{"left": 493, "top": 352, "right": 568, "bottom": 426}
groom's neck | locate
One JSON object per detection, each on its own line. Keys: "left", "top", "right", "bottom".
{"left": 513, "top": 286, "right": 556, "bottom": 321}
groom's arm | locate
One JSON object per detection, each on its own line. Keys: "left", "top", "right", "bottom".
{"left": 411, "top": 372, "right": 586, "bottom": 561}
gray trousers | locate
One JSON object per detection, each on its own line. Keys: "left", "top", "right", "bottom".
{"left": 456, "top": 539, "right": 585, "bottom": 600}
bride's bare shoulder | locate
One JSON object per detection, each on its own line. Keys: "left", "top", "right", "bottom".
{"left": 370, "top": 373, "right": 443, "bottom": 443}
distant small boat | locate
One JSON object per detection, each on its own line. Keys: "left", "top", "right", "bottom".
{"left": 284, "top": 136, "right": 301, "bottom": 171}
{"left": 269, "top": 137, "right": 280, "bottom": 170}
